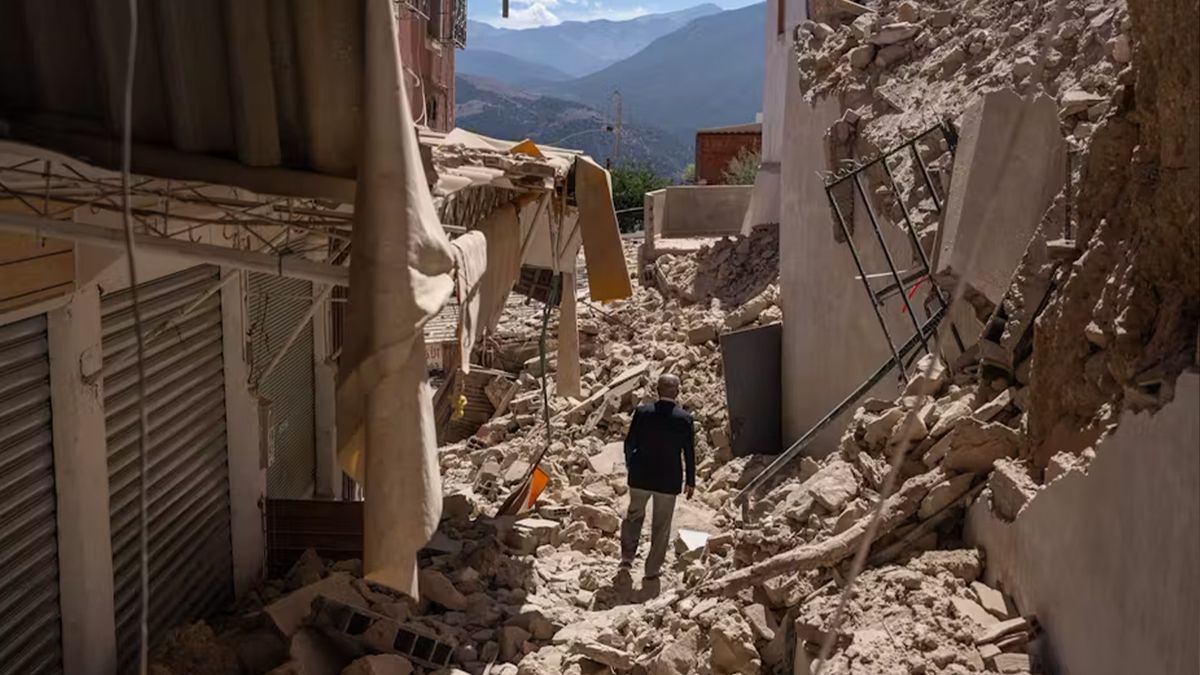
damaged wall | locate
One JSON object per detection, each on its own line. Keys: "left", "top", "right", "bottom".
{"left": 966, "top": 372, "right": 1200, "bottom": 675}
{"left": 1028, "top": 0, "right": 1199, "bottom": 456}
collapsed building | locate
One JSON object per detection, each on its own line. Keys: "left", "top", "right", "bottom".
{"left": 0, "top": 0, "right": 1196, "bottom": 674}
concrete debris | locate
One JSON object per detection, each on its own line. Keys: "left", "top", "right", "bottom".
{"left": 988, "top": 458, "right": 1041, "bottom": 520}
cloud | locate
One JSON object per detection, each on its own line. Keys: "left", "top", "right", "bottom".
{"left": 500, "top": 2, "right": 562, "bottom": 27}
{"left": 569, "top": 4, "right": 650, "bottom": 20}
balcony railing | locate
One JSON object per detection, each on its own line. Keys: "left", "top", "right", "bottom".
{"left": 452, "top": 0, "right": 467, "bottom": 48}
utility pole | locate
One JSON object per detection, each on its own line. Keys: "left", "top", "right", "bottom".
{"left": 610, "top": 90, "right": 623, "bottom": 168}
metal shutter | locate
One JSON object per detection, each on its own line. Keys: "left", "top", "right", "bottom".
{"left": 101, "top": 266, "right": 233, "bottom": 672}
{"left": 248, "top": 273, "right": 316, "bottom": 498}
{"left": 0, "top": 315, "right": 64, "bottom": 674}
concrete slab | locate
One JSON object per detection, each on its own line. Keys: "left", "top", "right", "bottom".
{"left": 935, "top": 89, "right": 1066, "bottom": 310}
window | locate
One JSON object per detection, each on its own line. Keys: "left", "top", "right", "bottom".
{"left": 776, "top": 0, "right": 786, "bottom": 36}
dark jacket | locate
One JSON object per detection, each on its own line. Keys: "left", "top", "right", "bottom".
{"left": 624, "top": 400, "right": 696, "bottom": 495}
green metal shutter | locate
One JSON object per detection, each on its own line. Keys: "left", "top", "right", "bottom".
{"left": 101, "top": 266, "right": 233, "bottom": 672}
{"left": 248, "top": 273, "right": 316, "bottom": 499}
{"left": 0, "top": 315, "right": 64, "bottom": 675}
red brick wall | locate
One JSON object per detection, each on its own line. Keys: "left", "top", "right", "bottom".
{"left": 398, "top": 9, "right": 457, "bottom": 132}
{"left": 695, "top": 132, "right": 762, "bottom": 184}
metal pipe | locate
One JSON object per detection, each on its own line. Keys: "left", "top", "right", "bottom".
{"left": 254, "top": 283, "right": 333, "bottom": 388}
{"left": 734, "top": 306, "right": 946, "bottom": 503}
{"left": 851, "top": 173, "right": 930, "bottom": 356}
{"left": 826, "top": 187, "right": 908, "bottom": 382}
{"left": 880, "top": 158, "right": 965, "bottom": 353}
{"left": 909, "top": 143, "right": 945, "bottom": 213}
{"left": 0, "top": 210, "right": 349, "bottom": 285}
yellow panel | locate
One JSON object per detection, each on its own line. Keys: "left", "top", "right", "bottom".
{"left": 574, "top": 156, "right": 632, "bottom": 302}
{"left": 509, "top": 138, "right": 544, "bottom": 158}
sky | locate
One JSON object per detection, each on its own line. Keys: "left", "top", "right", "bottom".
{"left": 469, "top": 0, "right": 760, "bottom": 29}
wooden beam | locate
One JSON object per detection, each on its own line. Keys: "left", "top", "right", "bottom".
{"left": 556, "top": 272, "right": 581, "bottom": 398}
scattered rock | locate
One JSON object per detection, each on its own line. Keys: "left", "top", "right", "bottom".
{"left": 419, "top": 568, "right": 468, "bottom": 610}
{"left": 989, "top": 458, "right": 1040, "bottom": 520}
{"left": 871, "top": 22, "right": 922, "bottom": 46}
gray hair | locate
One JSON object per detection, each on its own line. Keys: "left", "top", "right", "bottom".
{"left": 656, "top": 373, "right": 681, "bottom": 399}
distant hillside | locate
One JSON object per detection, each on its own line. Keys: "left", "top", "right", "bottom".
{"left": 454, "top": 75, "right": 691, "bottom": 178}
{"left": 463, "top": 4, "right": 722, "bottom": 79}
{"left": 553, "top": 2, "right": 766, "bottom": 143}
{"left": 456, "top": 49, "right": 572, "bottom": 85}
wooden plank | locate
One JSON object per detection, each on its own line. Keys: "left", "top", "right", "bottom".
{"left": 0, "top": 281, "right": 73, "bottom": 313}
{"left": 0, "top": 250, "right": 74, "bottom": 303}
{"left": 0, "top": 232, "right": 72, "bottom": 265}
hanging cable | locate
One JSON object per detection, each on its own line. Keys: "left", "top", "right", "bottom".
{"left": 117, "top": 2, "right": 151, "bottom": 673}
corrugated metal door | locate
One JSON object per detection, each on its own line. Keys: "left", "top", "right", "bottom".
{"left": 248, "top": 273, "right": 315, "bottom": 498}
{"left": 102, "top": 266, "right": 233, "bottom": 672}
{"left": 0, "top": 315, "right": 64, "bottom": 674}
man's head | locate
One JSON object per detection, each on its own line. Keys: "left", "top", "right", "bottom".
{"left": 656, "top": 373, "right": 681, "bottom": 401}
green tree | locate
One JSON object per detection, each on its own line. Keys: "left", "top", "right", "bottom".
{"left": 609, "top": 162, "right": 670, "bottom": 233}
{"left": 722, "top": 147, "right": 761, "bottom": 185}
{"left": 681, "top": 162, "right": 697, "bottom": 184}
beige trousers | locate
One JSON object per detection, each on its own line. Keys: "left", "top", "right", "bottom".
{"left": 619, "top": 488, "right": 677, "bottom": 578}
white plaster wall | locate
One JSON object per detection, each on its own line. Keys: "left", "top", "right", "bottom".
{"left": 48, "top": 284, "right": 117, "bottom": 675}
{"left": 778, "top": 76, "right": 921, "bottom": 452}
{"left": 966, "top": 373, "right": 1200, "bottom": 675}
{"left": 661, "top": 185, "right": 753, "bottom": 237}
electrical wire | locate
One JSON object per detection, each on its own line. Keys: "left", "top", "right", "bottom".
{"left": 117, "top": 1, "right": 151, "bottom": 674}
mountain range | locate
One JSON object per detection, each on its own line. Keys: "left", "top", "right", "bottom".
{"left": 455, "top": 75, "right": 691, "bottom": 177}
{"left": 455, "top": 3, "right": 765, "bottom": 176}
{"left": 463, "top": 4, "right": 722, "bottom": 79}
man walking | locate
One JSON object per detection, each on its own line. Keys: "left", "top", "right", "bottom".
{"left": 618, "top": 373, "right": 696, "bottom": 582}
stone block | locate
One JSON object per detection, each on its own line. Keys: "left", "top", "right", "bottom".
{"left": 572, "top": 504, "right": 622, "bottom": 535}
{"left": 266, "top": 573, "right": 366, "bottom": 637}
{"left": 687, "top": 324, "right": 719, "bottom": 344}
{"left": 934, "top": 418, "right": 1022, "bottom": 472}
{"left": 968, "top": 581, "right": 1008, "bottom": 619}
{"left": 871, "top": 22, "right": 921, "bottom": 45}
{"left": 993, "top": 652, "right": 1032, "bottom": 673}
{"left": 418, "top": 568, "right": 467, "bottom": 610}
{"left": 951, "top": 596, "right": 999, "bottom": 628}
{"left": 918, "top": 472, "right": 975, "bottom": 518}
{"left": 807, "top": 460, "right": 860, "bottom": 512}
{"left": 741, "top": 603, "right": 778, "bottom": 641}
{"left": 974, "top": 617, "right": 1030, "bottom": 644}
{"left": 989, "top": 458, "right": 1039, "bottom": 520}
{"left": 935, "top": 90, "right": 1065, "bottom": 310}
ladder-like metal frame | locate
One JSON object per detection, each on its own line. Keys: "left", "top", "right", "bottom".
{"left": 736, "top": 121, "right": 966, "bottom": 503}
{"left": 824, "top": 121, "right": 965, "bottom": 381}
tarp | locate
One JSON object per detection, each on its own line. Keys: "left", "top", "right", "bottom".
{"left": 450, "top": 230, "right": 488, "bottom": 373}
{"left": 474, "top": 203, "right": 525, "bottom": 331}
{"left": 336, "top": 0, "right": 455, "bottom": 598}
{"left": 574, "top": 156, "right": 632, "bottom": 301}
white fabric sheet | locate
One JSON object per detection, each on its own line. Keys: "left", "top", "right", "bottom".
{"left": 336, "top": 0, "right": 455, "bottom": 597}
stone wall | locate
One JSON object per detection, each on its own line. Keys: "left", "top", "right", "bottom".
{"left": 658, "top": 185, "right": 754, "bottom": 238}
